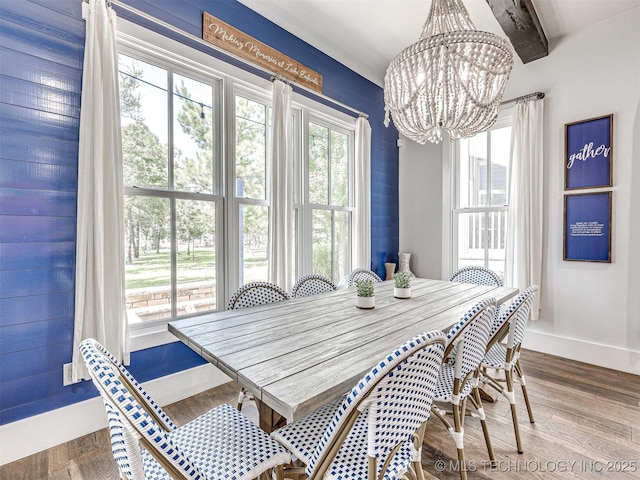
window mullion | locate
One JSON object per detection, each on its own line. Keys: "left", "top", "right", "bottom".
{"left": 301, "top": 110, "right": 312, "bottom": 274}
{"left": 331, "top": 210, "right": 336, "bottom": 280}
{"left": 166, "top": 71, "right": 178, "bottom": 319}
{"left": 169, "top": 197, "right": 177, "bottom": 318}
{"left": 327, "top": 128, "right": 332, "bottom": 206}
{"left": 226, "top": 83, "right": 240, "bottom": 297}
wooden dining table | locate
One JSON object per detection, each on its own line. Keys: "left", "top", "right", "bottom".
{"left": 168, "top": 277, "right": 518, "bottom": 432}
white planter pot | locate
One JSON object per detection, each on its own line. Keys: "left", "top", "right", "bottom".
{"left": 394, "top": 287, "right": 411, "bottom": 299}
{"left": 356, "top": 296, "right": 375, "bottom": 309}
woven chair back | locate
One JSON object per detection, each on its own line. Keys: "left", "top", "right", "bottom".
{"left": 487, "top": 285, "right": 538, "bottom": 349}
{"left": 305, "top": 330, "right": 447, "bottom": 479}
{"left": 445, "top": 298, "right": 496, "bottom": 381}
{"left": 504, "top": 285, "right": 539, "bottom": 349}
{"left": 88, "top": 339, "right": 176, "bottom": 432}
{"left": 449, "top": 266, "right": 503, "bottom": 287}
{"left": 227, "top": 281, "right": 290, "bottom": 310}
{"left": 347, "top": 268, "right": 382, "bottom": 288}
{"left": 291, "top": 274, "right": 338, "bottom": 298}
{"left": 80, "top": 339, "right": 203, "bottom": 480}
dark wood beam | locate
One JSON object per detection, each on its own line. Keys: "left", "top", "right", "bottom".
{"left": 486, "top": 0, "right": 549, "bottom": 64}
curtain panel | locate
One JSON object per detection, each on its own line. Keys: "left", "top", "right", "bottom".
{"left": 72, "top": 0, "right": 127, "bottom": 382}
{"left": 354, "top": 116, "right": 372, "bottom": 271}
{"left": 268, "top": 79, "right": 293, "bottom": 291}
{"left": 505, "top": 98, "right": 544, "bottom": 319}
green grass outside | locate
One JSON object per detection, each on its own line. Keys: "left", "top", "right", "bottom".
{"left": 125, "top": 247, "right": 268, "bottom": 289}
{"left": 126, "top": 248, "right": 216, "bottom": 289}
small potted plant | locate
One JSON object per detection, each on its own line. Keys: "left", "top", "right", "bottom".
{"left": 355, "top": 279, "right": 375, "bottom": 309}
{"left": 394, "top": 271, "right": 412, "bottom": 299}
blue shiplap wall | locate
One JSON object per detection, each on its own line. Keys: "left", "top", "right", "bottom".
{"left": 0, "top": 0, "right": 399, "bottom": 426}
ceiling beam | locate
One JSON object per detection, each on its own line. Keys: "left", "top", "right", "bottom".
{"left": 485, "top": 0, "right": 549, "bottom": 64}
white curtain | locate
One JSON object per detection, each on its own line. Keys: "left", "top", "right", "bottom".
{"left": 505, "top": 98, "right": 544, "bottom": 319}
{"left": 354, "top": 116, "right": 372, "bottom": 270}
{"left": 72, "top": 0, "right": 127, "bottom": 382}
{"left": 268, "top": 79, "right": 293, "bottom": 290}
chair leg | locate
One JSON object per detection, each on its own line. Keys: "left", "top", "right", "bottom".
{"left": 470, "top": 388, "right": 496, "bottom": 466}
{"left": 451, "top": 403, "right": 467, "bottom": 480}
{"left": 515, "top": 359, "right": 535, "bottom": 423}
{"left": 431, "top": 404, "right": 467, "bottom": 480}
{"left": 505, "top": 368, "right": 523, "bottom": 454}
{"left": 273, "top": 464, "right": 284, "bottom": 480}
{"left": 411, "top": 422, "right": 427, "bottom": 480}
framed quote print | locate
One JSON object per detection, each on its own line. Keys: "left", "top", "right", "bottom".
{"left": 564, "top": 114, "right": 613, "bottom": 190}
{"left": 563, "top": 192, "right": 612, "bottom": 263}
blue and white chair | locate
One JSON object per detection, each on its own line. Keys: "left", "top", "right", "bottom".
{"left": 449, "top": 266, "right": 503, "bottom": 287}
{"left": 227, "top": 281, "right": 290, "bottom": 310}
{"left": 80, "top": 338, "right": 290, "bottom": 480}
{"left": 227, "top": 281, "right": 290, "bottom": 410}
{"left": 291, "top": 274, "right": 337, "bottom": 298}
{"left": 271, "top": 330, "right": 447, "bottom": 480}
{"left": 480, "top": 285, "right": 539, "bottom": 454}
{"left": 430, "top": 298, "right": 496, "bottom": 480}
{"left": 346, "top": 268, "right": 382, "bottom": 288}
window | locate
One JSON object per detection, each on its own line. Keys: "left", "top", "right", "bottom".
{"left": 452, "top": 119, "right": 511, "bottom": 281}
{"left": 234, "top": 92, "right": 270, "bottom": 285}
{"left": 117, "top": 36, "right": 356, "bottom": 337}
{"left": 119, "top": 53, "right": 222, "bottom": 327}
{"left": 306, "top": 120, "right": 353, "bottom": 283}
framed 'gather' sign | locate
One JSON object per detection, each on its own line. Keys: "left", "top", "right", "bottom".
{"left": 563, "top": 191, "right": 612, "bottom": 263}
{"left": 564, "top": 114, "right": 613, "bottom": 190}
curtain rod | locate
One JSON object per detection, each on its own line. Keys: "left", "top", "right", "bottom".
{"left": 95, "top": 0, "right": 368, "bottom": 119}
{"left": 269, "top": 74, "right": 369, "bottom": 119}
{"left": 502, "top": 91, "right": 545, "bottom": 106}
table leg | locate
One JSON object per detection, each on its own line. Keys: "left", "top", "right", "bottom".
{"left": 254, "top": 398, "right": 287, "bottom": 433}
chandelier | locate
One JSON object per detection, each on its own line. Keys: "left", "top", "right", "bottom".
{"left": 384, "top": 0, "right": 514, "bottom": 144}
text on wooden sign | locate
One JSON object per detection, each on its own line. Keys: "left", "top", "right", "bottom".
{"left": 202, "top": 12, "right": 323, "bottom": 93}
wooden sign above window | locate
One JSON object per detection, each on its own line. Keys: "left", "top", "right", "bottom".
{"left": 203, "top": 12, "right": 323, "bottom": 93}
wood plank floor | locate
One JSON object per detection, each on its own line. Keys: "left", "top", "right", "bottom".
{"left": 1, "top": 350, "right": 638, "bottom": 479}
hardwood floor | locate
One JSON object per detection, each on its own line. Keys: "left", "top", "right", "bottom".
{"left": 1, "top": 350, "right": 638, "bottom": 479}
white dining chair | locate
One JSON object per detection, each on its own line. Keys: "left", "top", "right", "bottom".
{"left": 291, "top": 274, "right": 337, "bottom": 298}
{"left": 80, "top": 338, "right": 290, "bottom": 480}
{"left": 430, "top": 297, "right": 496, "bottom": 480}
{"left": 346, "top": 268, "right": 382, "bottom": 288}
{"left": 271, "top": 330, "right": 447, "bottom": 480}
{"left": 449, "top": 266, "right": 503, "bottom": 287}
{"left": 227, "top": 281, "right": 290, "bottom": 310}
{"left": 480, "top": 285, "right": 539, "bottom": 454}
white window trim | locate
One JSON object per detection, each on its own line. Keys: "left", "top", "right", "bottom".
{"left": 117, "top": 18, "right": 357, "bottom": 351}
{"left": 443, "top": 106, "right": 514, "bottom": 278}
{"left": 302, "top": 116, "right": 355, "bottom": 279}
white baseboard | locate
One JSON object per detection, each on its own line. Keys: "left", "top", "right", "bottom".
{"left": 523, "top": 330, "right": 640, "bottom": 375}
{"left": 0, "top": 363, "right": 231, "bottom": 466}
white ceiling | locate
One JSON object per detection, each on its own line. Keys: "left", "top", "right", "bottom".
{"left": 238, "top": 0, "right": 640, "bottom": 86}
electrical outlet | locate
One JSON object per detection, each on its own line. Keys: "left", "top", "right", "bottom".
{"left": 63, "top": 363, "right": 73, "bottom": 386}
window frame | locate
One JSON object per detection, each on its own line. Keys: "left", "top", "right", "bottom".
{"left": 116, "top": 21, "right": 358, "bottom": 351}
{"left": 117, "top": 42, "right": 225, "bottom": 349}
{"left": 448, "top": 108, "right": 513, "bottom": 279}
{"left": 301, "top": 113, "right": 355, "bottom": 282}
{"left": 229, "top": 87, "right": 272, "bottom": 290}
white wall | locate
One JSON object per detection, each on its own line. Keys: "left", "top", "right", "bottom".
{"left": 399, "top": 7, "right": 640, "bottom": 374}
{"left": 399, "top": 136, "right": 443, "bottom": 279}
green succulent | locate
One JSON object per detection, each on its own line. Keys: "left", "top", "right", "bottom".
{"left": 394, "top": 272, "right": 412, "bottom": 289}
{"left": 355, "top": 279, "right": 375, "bottom": 297}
